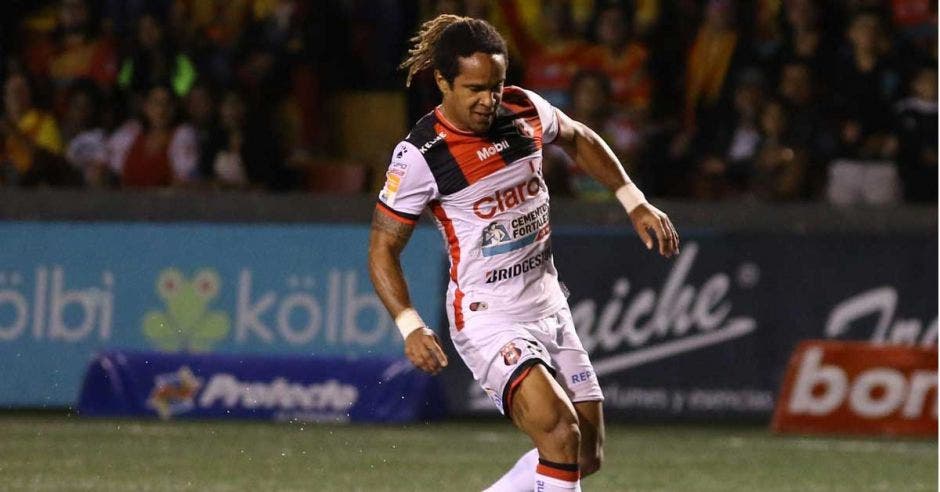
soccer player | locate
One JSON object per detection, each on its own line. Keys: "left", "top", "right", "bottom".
{"left": 368, "top": 15, "right": 679, "bottom": 492}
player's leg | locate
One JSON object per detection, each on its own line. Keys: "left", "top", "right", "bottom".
{"left": 510, "top": 364, "right": 582, "bottom": 491}
{"left": 546, "top": 306, "right": 605, "bottom": 479}
{"left": 510, "top": 364, "right": 580, "bottom": 463}
{"left": 573, "top": 400, "right": 604, "bottom": 477}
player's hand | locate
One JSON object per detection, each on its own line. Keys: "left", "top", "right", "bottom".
{"left": 404, "top": 327, "right": 448, "bottom": 375}
{"left": 628, "top": 203, "right": 679, "bottom": 258}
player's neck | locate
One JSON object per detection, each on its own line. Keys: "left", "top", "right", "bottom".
{"left": 436, "top": 104, "right": 475, "bottom": 135}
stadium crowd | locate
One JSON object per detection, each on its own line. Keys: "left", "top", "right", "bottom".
{"left": 0, "top": 0, "right": 935, "bottom": 204}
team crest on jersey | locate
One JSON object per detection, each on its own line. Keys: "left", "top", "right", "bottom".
{"left": 513, "top": 118, "right": 535, "bottom": 138}
{"left": 500, "top": 341, "right": 522, "bottom": 365}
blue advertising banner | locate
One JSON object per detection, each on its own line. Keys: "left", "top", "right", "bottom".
{"left": 78, "top": 351, "right": 445, "bottom": 423}
{"left": 0, "top": 222, "right": 445, "bottom": 406}
{"left": 441, "top": 229, "right": 938, "bottom": 420}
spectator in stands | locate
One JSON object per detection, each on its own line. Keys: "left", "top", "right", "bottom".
{"left": 772, "top": 0, "right": 837, "bottom": 79}
{"left": 500, "top": 0, "right": 589, "bottom": 109}
{"left": 681, "top": 0, "right": 749, "bottom": 129}
{"left": 887, "top": 0, "right": 936, "bottom": 55}
{"left": 204, "top": 89, "right": 290, "bottom": 190}
{"left": 831, "top": 10, "right": 902, "bottom": 159}
{"left": 776, "top": 60, "right": 837, "bottom": 197}
{"left": 107, "top": 84, "right": 198, "bottom": 187}
{"left": 184, "top": 81, "right": 219, "bottom": 180}
{"left": 19, "top": 0, "right": 118, "bottom": 97}
{"left": 691, "top": 68, "right": 768, "bottom": 199}
{"left": 825, "top": 9, "right": 904, "bottom": 206}
{"left": 668, "top": 0, "right": 751, "bottom": 193}
{"left": 894, "top": 66, "right": 937, "bottom": 203}
{"left": 584, "top": 3, "right": 654, "bottom": 114}
{"left": 750, "top": 97, "right": 808, "bottom": 201}
{"left": 0, "top": 72, "right": 74, "bottom": 186}
{"left": 545, "top": 70, "right": 646, "bottom": 201}
{"left": 184, "top": 0, "right": 253, "bottom": 88}
{"left": 48, "top": 0, "right": 119, "bottom": 91}
{"left": 117, "top": 12, "right": 197, "bottom": 98}
{"left": 61, "top": 80, "right": 111, "bottom": 186}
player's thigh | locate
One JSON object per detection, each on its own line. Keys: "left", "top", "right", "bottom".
{"left": 549, "top": 308, "right": 604, "bottom": 404}
{"left": 574, "top": 400, "right": 605, "bottom": 474}
{"left": 510, "top": 364, "right": 579, "bottom": 439}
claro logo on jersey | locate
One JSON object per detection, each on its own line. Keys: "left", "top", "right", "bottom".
{"left": 473, "top": 177, "right": 544, "bottom": 219}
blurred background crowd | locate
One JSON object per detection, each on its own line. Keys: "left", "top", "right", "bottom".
{"left": 0, "top": 0, "right": 936, "bottom": 204}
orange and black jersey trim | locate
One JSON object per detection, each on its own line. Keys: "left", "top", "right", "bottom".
{"left": 375, "top": 200, "right": 419, "bottom": 225}
{"left": 405, "top": 87, "right": 545, "bottom": 196}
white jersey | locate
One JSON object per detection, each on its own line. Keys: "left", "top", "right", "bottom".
{"left": 377, "top": 86, "right": 567, "bottom": 331}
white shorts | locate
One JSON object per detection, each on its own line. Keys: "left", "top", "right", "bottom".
{"left": 451, "top": 306, "right": 604, "bottom": 416}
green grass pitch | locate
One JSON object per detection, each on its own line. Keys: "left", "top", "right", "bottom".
{"left": 0, "top": 415, "right": 935, "bottom": 491}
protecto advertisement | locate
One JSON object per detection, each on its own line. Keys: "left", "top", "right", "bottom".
{"left": 441, "top": 229, "right": 937, "bottom": 421}
{"left": 78, "top": 351, "right": 446, "bottom": 423}
{"left": 0, "top": 222, "right": 444, "bottom": 407}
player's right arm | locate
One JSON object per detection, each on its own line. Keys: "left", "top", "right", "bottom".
{"left": 368, "top": 211, "right": 448, "bottom": 374}
{"left": 368, "top": 141, "right": 448, "bottom": 375}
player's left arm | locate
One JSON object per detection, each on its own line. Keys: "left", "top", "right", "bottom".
{"left": 553, "top": 108, "right": 679, "bottom": 257}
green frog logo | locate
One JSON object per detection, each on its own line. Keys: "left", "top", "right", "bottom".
{"left": 143, "top": 268, "right": 230, "bottom": 352}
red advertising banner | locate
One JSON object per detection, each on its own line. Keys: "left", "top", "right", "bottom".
{"left": 772, "top": 340, "right": 937, "bottom": 436}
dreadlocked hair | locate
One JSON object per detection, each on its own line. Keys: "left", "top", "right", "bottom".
{"left": 400, "top": 14, "right": 508, "bottom": 88}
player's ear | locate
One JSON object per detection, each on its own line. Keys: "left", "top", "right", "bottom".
{"left": 434, "top": 70, "right": 450, "bottom": 94}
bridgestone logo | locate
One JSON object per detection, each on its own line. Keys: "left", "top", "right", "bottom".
{"left": 485, "top": 248, "right": 552, "bottom": 283}
{"left": 477, "top": 139, "right": 510, "bottom": 161}
{"left": 198, "top": 374, "right": 358, "bottom": 411}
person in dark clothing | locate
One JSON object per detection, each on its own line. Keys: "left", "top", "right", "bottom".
{"left": 204, "top": 89, "right": 293, "bottom": 190}
{"left": 894, "top": 66, "right": 937, "bottom": 203}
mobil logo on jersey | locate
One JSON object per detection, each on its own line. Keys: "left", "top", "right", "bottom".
{"left": 473, "top": 176, "right": 545, "bottom": 219}
{"left": 481, "top": 202, "right": 551, "bottom": 257}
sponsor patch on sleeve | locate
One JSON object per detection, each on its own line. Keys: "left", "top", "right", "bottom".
{"left": 380, "top": 146, "right": 410, "bottom": 206}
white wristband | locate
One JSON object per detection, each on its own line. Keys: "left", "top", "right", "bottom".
{"left": 615, "top": 182, "right": 648, "bottom": 213}
{"left": 395, "top": 308, "right": 426, "bottom": 339}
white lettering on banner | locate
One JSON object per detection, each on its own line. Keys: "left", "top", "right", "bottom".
{"left": 235, "top": 269, "right": 392, "bottom": 347}
{"left": 788, "top": 347, "right": 938, "bottom": 419}
{"left": 0, "top": 267, "right": 113, "bottom": 342}
{"left": 825, "top": 287, "right": 937, "bottom": 347}
{"left": 572, "top": 243, "right": 757, "bottom": 376}
{"left": 198, "top": 374, "right": 358, "bottom": 411}
{"left": 600, "top": 384, "right": 775, "bottom": 413}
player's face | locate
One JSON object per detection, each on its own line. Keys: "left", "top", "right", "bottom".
{"left": 438, "top": 52, "right": 506, "bottom": 134}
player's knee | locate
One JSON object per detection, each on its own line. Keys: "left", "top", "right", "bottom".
{"left": 580, "top": 453, "right": 603, "bottom": 477}
{"left": 545, "top": 412, "right": 580, "bottom": 457}
{"left": 557, "top": 418, "right": 581, "bottom": 449}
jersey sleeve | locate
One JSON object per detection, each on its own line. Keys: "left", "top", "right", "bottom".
{"left": 522, "top": 88, "right": 560, "bottom": 144}
{"left": 376, "top": 141, "right": 438, "bottom": 225}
